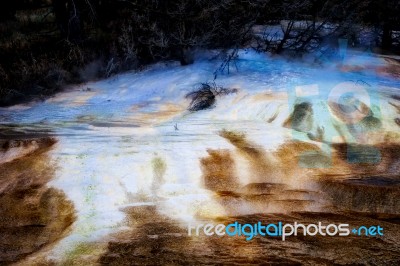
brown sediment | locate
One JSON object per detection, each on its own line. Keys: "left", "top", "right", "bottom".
{"left": 377, "top": 58, "right": 400, "bottom": 79}
{"left": 217, "top": 128, "right": 399, "bottom": 183}
{"left": 389, "top": 101, "right": 400, "bottom": 113}
{"left": 241, "top": 182, "right": 287, "bottom": 195}
{"left": 0, "top": 137, "right": 76, "bottom": 264}
{"left": 357, "top": 114, "right": 382, "bottom": 132}
{"left": 339, "top": 57, "right": 400, "bottom": 79}
{"left": 250, "top": 91, "right": 288, "bottom": 102}
{"left": 99, "top": 206, "right": 196, "bottom": 265}
{"left": 0, "top": 138, "right": 56, "bottom": 164}
{"left": 99, "top": 205, "right": 400, "bottom": 265}
{"left": 200, "top": 149, "right": 238, "bottom": 191}
{"left": 274, "top": 140, "right": 329, "bottom": 176}
{"left": 266, "top": 109, "right": 279, "bottom": 123}
{"left": 315, "top": 142, "right": 400, "bottom": 214}
{"left": 202, "top": 132, "right": 326, "bottom": 213}
{"left": 128, "top": 102, "right": 186, "bottom": 125}
{"left": 271, "top": 139, "right": 400, "bottom": 184}
{"left": 215, "top": 190, "right": 242, "bottom": 198}
{"left": 329, "top": 142, "right": 400, "bottom": 177}
{"left": 291, "top": 140, "right": 400, "bottom": 216}
{"left": 219, "top": 130, "right": 281, "bottom": 184}
{"left": 46, "top": 89, "right": 99, "bottom": 107}
{"left": 381, "top": 131, "right": 400, "bottom": 143}
{"left": 99, "top": 205, "right": 309, "bottom": 265}
{"left": 151, "top": 156, "right": 167, "bottom": 191}
{"left": 338, "top": 65, "right": 365, "bottom": 73}
{"left": 319, "top": 178, "right": 400, "bottom": 214}
{"left": 206, "top": 129, "right": 400, "bottom": 215}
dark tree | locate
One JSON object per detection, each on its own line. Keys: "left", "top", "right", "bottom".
{"left": 52, "top": 0, "right": 84, "bottom": 42}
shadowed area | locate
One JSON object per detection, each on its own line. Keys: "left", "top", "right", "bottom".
{"left": 320, "top": 178, "right": 400, "bottom": 214}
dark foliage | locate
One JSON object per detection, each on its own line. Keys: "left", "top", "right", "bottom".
{"left": 186, "top": 84, "right": 216, "bottom": 111}
{"left": 186, "top": 82, "right": 238, "bottom": 111}
{"left": 0, "top": 0, "right": 399, "bottom": 106}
